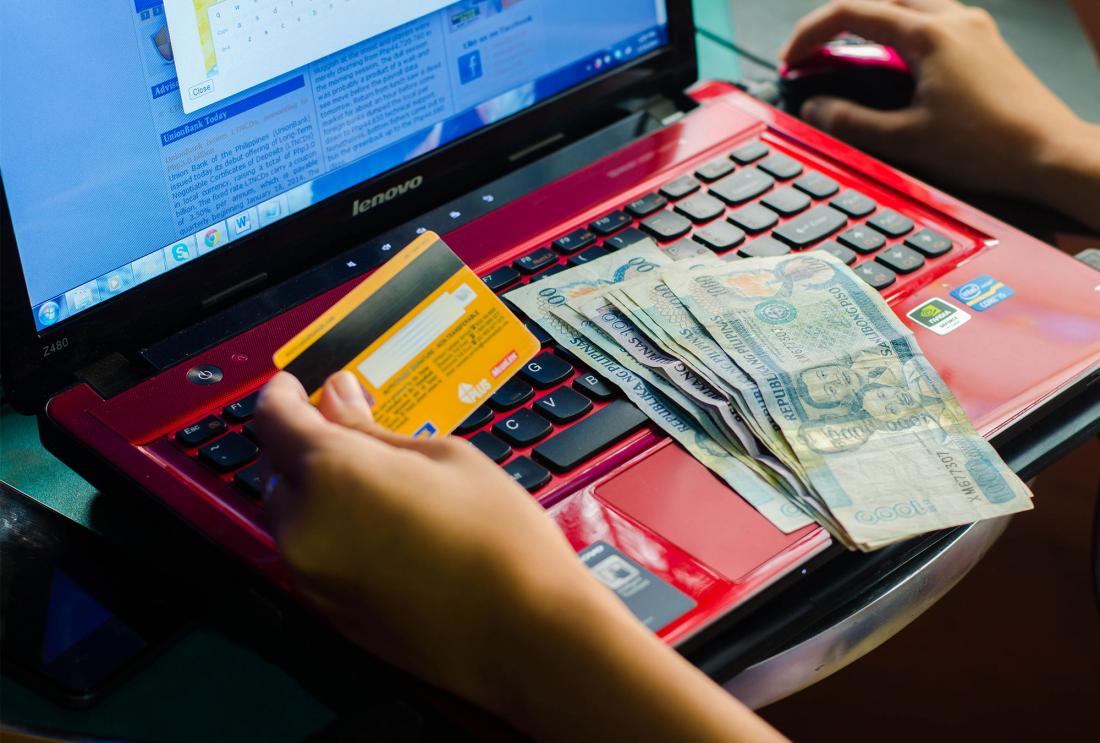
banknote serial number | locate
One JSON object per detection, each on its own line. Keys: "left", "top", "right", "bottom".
{"left": 936, "top": 451, "right": 978, "bottom": 497}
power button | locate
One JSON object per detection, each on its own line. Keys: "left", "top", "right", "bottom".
{"left": 186, "top": 365, "right": 224, "bottom": 386}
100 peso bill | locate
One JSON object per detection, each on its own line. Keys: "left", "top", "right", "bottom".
{"left": 506, "top": 242, "right": 814, "bottom": 533}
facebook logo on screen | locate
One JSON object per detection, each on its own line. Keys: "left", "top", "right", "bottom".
{"left": 457, "top": 50, "right": 482, "bottom": 84}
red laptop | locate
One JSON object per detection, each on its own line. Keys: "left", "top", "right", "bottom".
{"left": 2, "top": 0, "right": 1098, "bottom": 663}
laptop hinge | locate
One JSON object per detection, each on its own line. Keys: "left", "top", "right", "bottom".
{"left": 76, "top": 352, "right": 148, "bottom": 401}
{"left": 618, "top": 91, "right": 697, "bottom": 127}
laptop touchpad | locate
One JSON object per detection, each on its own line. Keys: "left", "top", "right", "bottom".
{"left": 595, "top": 445, "right": 811, "bottom": 582}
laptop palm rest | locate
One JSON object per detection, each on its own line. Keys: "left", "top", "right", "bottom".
{"left": 595, "top": 445, "right": 813, "bottom": 582}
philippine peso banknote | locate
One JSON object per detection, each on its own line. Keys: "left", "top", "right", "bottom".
{"left": 505, "top": 242, "right": 813, "bottom": 533}
{"left": 663, "top": 252, "right": 1032, "bottom": 549}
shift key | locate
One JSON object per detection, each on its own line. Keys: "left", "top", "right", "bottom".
{"left": 773, "top": 205, "right": 847, "bottom": 248}
{"left": 533, "top": 400, "right": 648, "bottom": 472}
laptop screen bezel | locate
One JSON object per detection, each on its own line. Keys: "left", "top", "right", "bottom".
{"left": 0, "top": 0, "right": 697, "bottom": 410}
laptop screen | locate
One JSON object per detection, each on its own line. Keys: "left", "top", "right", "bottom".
{"left": 1, "top": 1, "right": 670, "bottom": 332}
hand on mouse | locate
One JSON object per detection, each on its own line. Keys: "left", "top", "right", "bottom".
{"left": 255, "top": 370, "right": 785, "bottom": 742}
{"left": 782, "top": 0, "right": 1100, "bottom": 230}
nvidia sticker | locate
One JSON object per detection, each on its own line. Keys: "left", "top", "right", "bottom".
{"left": 906, "top": 297, "right": 971, "bottom": 335}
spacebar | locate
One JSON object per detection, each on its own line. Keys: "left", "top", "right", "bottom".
{"left": 533, "top": 400, "right": 648, "bottom": 473}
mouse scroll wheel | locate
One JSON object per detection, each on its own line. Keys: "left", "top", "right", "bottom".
{"left": 830, "top": 34, "right": 868, "bottom": 46}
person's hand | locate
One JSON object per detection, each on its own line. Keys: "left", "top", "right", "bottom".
{"left": 255, "top": 371, "right": 788, "bottom": 741}
{"left": 254, "top": 370, "right": 601, "bottom": 713}
{"left": 781, "top": 0, "right": 1100, "bottom": 227}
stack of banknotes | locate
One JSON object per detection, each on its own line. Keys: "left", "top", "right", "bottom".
{"left": 506, "top": 239, "right": 1032, "bottom": 550}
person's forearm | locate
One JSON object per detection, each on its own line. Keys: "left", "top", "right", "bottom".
{"left": 1033, "top": 119, "right": 1100, "bottom": 233}
{"left": 477, "top": 565, "right": 787, "bottom": 742}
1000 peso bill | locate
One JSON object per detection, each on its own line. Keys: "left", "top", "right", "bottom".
{"left": 663, "top": 252, "right": 1032, "bottom": 549}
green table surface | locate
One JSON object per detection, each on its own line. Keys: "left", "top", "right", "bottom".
{"left": 3, "top": 1, "right": 1096, "bottom": 739}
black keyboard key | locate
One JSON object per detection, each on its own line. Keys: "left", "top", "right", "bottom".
{"left": 625, "top": 192, "right": 668, "bottom": 218}
{"left": 693, "top": 222, "right": 746, "bottom": 252}
{"left": 493, "top": 408, "right": 553, "bottom": 447}
{"left": 793, "top": 171, "right": 840, "bottom": 199}
{"left": 590, "top": 210, "right": 632, "bottom": 236}
{"left": 830, "top": 190, "right": 877, "bottom": 217}
{"left": 867, "top": 209, "right": 915, "bottom": 238}
{"left": 489, "top": 377, "right": 534, "bottom": 411}
{"left": 552, "top": 344, "right": 582, "bottom": 367}
{"left": 773, "top": 205, "right": 847, "bottom": 248}
{"left": 552, "top": 228, "right": 597, "bottom": 254}
{"left": 242, "top": 421, "right": 258, "bottom": 441}
{"left": 199, "top": 433, "right": 259, "bottom": 473}
{"left": 176, "top": 415, "right": 227, "bottom": 447}
{"left": 604, "top": 227, "right": 649, "bottom": 251}
{"left": 529, "top": 264, "right": 568, "bottom": 282}
{"left": 533, "top": 400, "right": 648, "bottom": 473}
{"left": 574, "top": 372, "right": 616, "bottom": 401}
{"left": 502, "top": 456, "right": 552, "bottom": 493}
{"left": 665, "top": 239, "right": 712, "bottom": 261}
{"left": 730, "top": 140, "right": 769, "bottom": 164}
{"left": 905, "top": 228, "right": 954, "bottom": 257}
{"left": 695, "top": 158, "right": 735, "bottom": 182}
{"left": 838, "top": 225, "right": 887, "bottom": 254}
{"left": 519, "top": 352, "right": 573, "bottom": 388}
{"left": 761, "top": 186, "right": 812, "bottom": 216}
{"left": 757, "top": 153, "right": 803, "bottom": 180}
{"left": 640, "top": 210, "right": 692, "bottom": 241}
{"left": 482, "top": 265, "right": 521, "bottom": 292}
{"left": 568, "top": 246, "right": 609, "bottom": 266}
{"left": 525, "top": 320, "right": 552, "bottom": 347}
{"left": 876, "top": 244, "right": 926, "bottom": 274}
{"left": 709, "top": 169, "right": 774, "bottom": 206}
{"left": 659, "top": 175, "right": 700, "bottom": 200}
{"left": 738, "top": 236, "right": 791, "bottom": 258}
{"left": 815, "top": 240, "right": 857, "bottom": 265}
{"left": 455, "top": 405, "right": 494, "bottom": 434}
{"left": 234, "top": 465, "right": 263, "bottom": 498}
{"left": 728, "top": 203, "right": 778, "bottom": 233}
{"left": 853, "top": 261, "right": 897, "bottom": 290}
{"left": 535, "top": 387, "right": 593, "bottom": 424}
{"left": 470, "top": 431, "right": 512, "bottom": 464}
{"left": 223, "top": 392, "right": 259, "bottom": 423}
{"left": 514, "top": 247, "right": 558, "bottom": 274}
{"left": 674, "top": 193, "right": 726, "bottom": 224}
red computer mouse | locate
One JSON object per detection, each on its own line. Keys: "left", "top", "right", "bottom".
{"left": 780, "top": 36, "right": 915, "bottom": 114}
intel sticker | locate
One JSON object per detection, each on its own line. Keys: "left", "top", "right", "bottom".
{"left": 907, "top": 298, "right": 971, "bottom": 335}
{"left": 950, "top": 274, "right": 1015, "bottom": 312}
{"left": 579, "top": 542, "right": 695, "bottom": 632}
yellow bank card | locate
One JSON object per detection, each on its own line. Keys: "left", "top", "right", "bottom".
{"left": 274, "top": 232, "right": 540, "bottom": 437}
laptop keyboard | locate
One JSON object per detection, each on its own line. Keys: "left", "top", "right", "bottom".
{"left": 172, "top": 139, "right": 957, "bottom": 501}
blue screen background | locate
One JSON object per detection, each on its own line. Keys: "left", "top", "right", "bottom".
{"left": 0, "top": 0, "right": 667, "bottom": 328}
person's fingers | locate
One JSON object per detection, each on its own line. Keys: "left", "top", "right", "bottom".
{"left": 311, "top": 370, "right": 471, "bottom": 463}
{"left": 254, "top": 371, "right": 340, "bottom": 485}
{"left": 318, "top": 371, "right": 375, "bottom": 431}
{"left": 800, "top": 96, "right": 923, "bottom": 161}
{"left": 888, "top": 0, "right": 957, "bottom": 12}
{"left": 780, "top": 0, "right": 932, "bottom": 65}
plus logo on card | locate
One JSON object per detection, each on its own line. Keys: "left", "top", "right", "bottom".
{"left": 458, "top": 379, "right": 491, "bottom": 405}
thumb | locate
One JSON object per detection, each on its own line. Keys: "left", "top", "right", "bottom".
{"left": 318, "top": 371, "right": 376, "bottom": 432}
{"left": 317, "top": 371, "right": 460, "bottom": 457}
{"left": 800, "top": 96, "right": 919, "bottom": 162}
